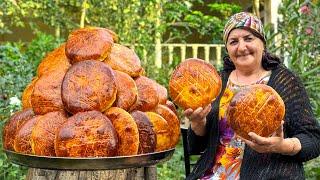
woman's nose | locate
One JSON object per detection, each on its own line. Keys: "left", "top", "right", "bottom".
{"left": 237, "top": 40, "right": 247, "bottom": 52}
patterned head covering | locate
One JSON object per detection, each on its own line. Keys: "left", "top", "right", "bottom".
{"left": 223, "top": 12, "right": 266, "bottom": 44}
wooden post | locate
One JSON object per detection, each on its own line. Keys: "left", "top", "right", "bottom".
{"left": 204, "top": 45, "right": 210, "bottom": 62}
{"left": 26, "top": 166, "right": 157, "bottom": 180}
{"left": 154, "top": 0, "right": 162, "bottom": 68}
{"left": 168, "top": 45, "right": 174, "bottom": 65}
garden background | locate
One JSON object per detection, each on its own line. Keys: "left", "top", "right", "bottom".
{"left": 0, "top": 0, "right": 319, "bottom": 179}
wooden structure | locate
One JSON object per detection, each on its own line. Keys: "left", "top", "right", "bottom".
{"left": 26, "top": 166, "right": 157, "bottom": 180}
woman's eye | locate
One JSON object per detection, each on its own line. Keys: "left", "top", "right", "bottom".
{"left": 245, "top": 37, "right": 253, "bottom": 41}
{"left": 229, "top": 41, "right": 237, "bottom": 45}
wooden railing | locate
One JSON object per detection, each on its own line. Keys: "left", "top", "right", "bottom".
{"left": 157, "top": 43, "right": 225, "bottom": 68}
{"left": 130, "top": 43, "right": 225, "bottom": 68}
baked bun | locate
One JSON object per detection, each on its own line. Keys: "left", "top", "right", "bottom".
{"left": 3, "top": 108, "right": 35, "bottom": 151}
{"left": 22, "top": 77, "right": 38, "bottom": 109}
{"left": 31, "top": 70, "right": 66, "bottom": 115}
{"left": 62, "top": 60, "right": 117, "bottom": 114}
{"left": 169, "top": 58, "right": 221, "bottom": 110}
{"left": 165, "top": 100, "right": 178, "bottom": 116}
{"left": 14, "top": 115, "right": 42, "bottom": 154}
{"left": 105, "top": 28, "right": 119, "bottom": 43}
{"left": 145, "top": 112, "right": 171, "bottom": 152}
{"left": 31, "top": 111, "right": 68, "bottom": 156}
{"left": 130, "top": 76, "right": 159, "bottom": 112}
{"left": 113, "top": 70, "right": 138, "bottom": 111}
{"left": 227, "top": 84, "right": 285, "bottom": 140}
{"left": 104, "top": 43, "right": 142, "bottom": 77}
{"left": 55, "top": 111, "right": 118, "bottom": 157}
{"left": 104, "top": 107, "right": 139, "bottom": 156}
{"left": 155, "top": 82, "right": 168, "bottom": 105}
{"left": 153, "top": 105, "right": 180, "bottom": 148}
{"left": 130, "top": 111, "right": 156, "bottom": 154}
{"left": 66, "top": 27, "right": 114, "bottom": 64}
{"left": 37, "top": 44, "right": 71, "bottom": 77}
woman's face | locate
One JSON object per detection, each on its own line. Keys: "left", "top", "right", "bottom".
{"left": 226, "top": 28, "right": 264, "bottom": 70}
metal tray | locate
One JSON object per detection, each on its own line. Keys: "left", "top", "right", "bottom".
{"left": 4, "top": 149, "right": 175, "bottom": 170}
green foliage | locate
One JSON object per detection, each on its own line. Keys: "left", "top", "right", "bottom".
{"left": 157, "top": 139, "right": 185, "bottom": 180}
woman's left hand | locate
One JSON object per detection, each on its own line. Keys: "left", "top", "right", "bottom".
{"left": 240, "top": 121, "right": 296, "bottom": 154}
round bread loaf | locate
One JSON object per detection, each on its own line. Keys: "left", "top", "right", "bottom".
{"left": 22, "top": 77, "right": 38, "bottom": 109}
{"left": 130, "top": 76, "right": 159, "bottom": 112}
{"left": 145, "top": 112, "right": 171, "bottom": 152}
{"left": 55, "top": 111, "right": 118, "bottom": 157}
{"left": 37, "top": 44, "right": 71, "bottom": 77}
{"left": 14, "top": 115, "right": 42, "bottom": 154}
{"left": 165, "top": 100, "right": 178, "bottom": 116}
{"left": 3, "top": 108, "right": 35, "bottom": 151}
{"left": 62, "top": 60, "right": 117, "bottom": 114}
{"left": 130, "top": 111, "right": 156, "bottom": 154}
{"left": 113, "top": 70, "right": 138, "bottom": 111}
{"left": 105, "top": 28, "right": 119, "bottom": 43}
{"left": 31, "top": 70, "right": 66, "bottom": 115}
{"left": 155, "top": 82, "right": 168, "bottom": 105}
{"left": 104, "top": 107, "right": 139, "bottom": 156}
{"left": 227, "top": 84, "right": 285, "bottom": 140}
{"left": 31, "top": 111, "right": 68, "bottom": 156}
{"left": 104, "top": 43, "right": 143, "bottom": 77}
{"left": 169, "top": 58, "right": 221, "bottom": 110}
{"left": 65, "top": 27, "right": 114, "bottom": 64}
{"left": 153, "top": 105, "right": 180, "bottom": 148}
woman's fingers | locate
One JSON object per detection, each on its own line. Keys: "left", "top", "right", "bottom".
{"left": 248, "top": 132, "right": 271, "bottom": 145}
{"left": 184, "top": 104, "right": 212, "bottom": 122}
{"left": 184, "top": 108, "right": 193, "bottom": 117}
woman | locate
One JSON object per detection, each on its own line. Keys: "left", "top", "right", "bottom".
{"left": 185, "top": 12, "right": 320, "bottom": 180}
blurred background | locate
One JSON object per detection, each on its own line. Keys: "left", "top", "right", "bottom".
{"left": 0, "top": 0, "right": 319, "bottom": 179}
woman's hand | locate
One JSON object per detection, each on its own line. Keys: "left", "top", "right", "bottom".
{"left": 184, "top": 104, "right": 212, "bottom": 136}
{"left": 240, "top": 121, "right": 301, "bottom": 155}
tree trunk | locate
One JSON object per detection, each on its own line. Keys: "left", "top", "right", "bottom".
{"left": 26, "top": 166, "right": 157, "bottom": 180}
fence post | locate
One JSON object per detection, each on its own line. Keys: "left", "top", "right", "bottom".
{"left": 204, "top": 45, "right": 210, "bottom": 62}
{"left": 192, "top": 45, "right": 199, "bottom": 58}
{"left": 180, "top": 45, "right": 186, "bottom": 61}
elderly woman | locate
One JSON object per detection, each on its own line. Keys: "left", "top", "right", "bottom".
{"left": 185, "top": 12, "right": 320, "bottom": 180}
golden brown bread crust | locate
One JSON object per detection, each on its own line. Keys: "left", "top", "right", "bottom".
{"left": 37, "top": 44, "right": 71, "bottom": 77}
{"left": 165, "top": 100, "right": 178, "bottom": 116}
{"left": 31, "top": 70, "right": 66, "bottom": 115}
{"left": 169, "top": 58, "right": 222, "bottom": 110}
{"left": 3, "top": 108, "right": 35, "bottom": 151}
{"left": 22, "top": 77, "right": 38, "bottom": 109}
{"left": 104, "top": 107, "right": 139, "bottom": 156}
{"left": 62, "top": 60, "right": 117, "bottom": 114}
{"left": 227, "top": 84, "right": 285, "bottom": 140}
{"left": 130, "top": 76, "right": 159, "bottom": 112}
{"left": 145, "top": 112, "right": 171, "bottom": 152}
{"left": 155, "top": 82, "right": 168, "bottom": 105}
{"left": 31, "top": 111, "right": 68, "bottom": 156}
{"left": 55, "top": 111, "right": 118, "bottom": 157}
{"left": 153, "top": 105, "right": 180, "bottom": 148}
{"left": 65, "top": 27, "right": 114, "bottom": 64}
{"left": 105, "top": 28, "right": 119, "bottom": 43}
{"left": 103, "top": 43, "right": 142, "bottom": 77}
{"left": 130, "top": 111, "right": 156, "bottom": 154}
{"left": 14, "top": 115, "right": 42, "bottom": 154}
{"left": 113, "top": 70, "right": 138, "bottom": 111}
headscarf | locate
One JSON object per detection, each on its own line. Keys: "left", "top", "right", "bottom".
{"left": 223, "top": 12, "right": 266, "bottom": 44}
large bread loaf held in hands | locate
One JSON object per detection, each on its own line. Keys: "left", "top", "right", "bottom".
{"left": 227, "top": 84, "right": 285, "bottom": 140}
{"left": 169, "top": 58, "right": 222, "bottom": 110}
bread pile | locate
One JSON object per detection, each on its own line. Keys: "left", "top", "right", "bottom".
{"left": 2, "top": 27, "right": 180, "bottom": 157}
{"left": 169, "top": 58, "right": 222, "bottom": 110}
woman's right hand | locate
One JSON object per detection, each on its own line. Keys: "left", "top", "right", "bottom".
{"left": 184, "top": 104, "right": 212, "bottom": 136}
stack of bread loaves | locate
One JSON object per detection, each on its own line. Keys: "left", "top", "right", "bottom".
{"left": 2, "top": 27, "right": 180, "bottom": 157}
